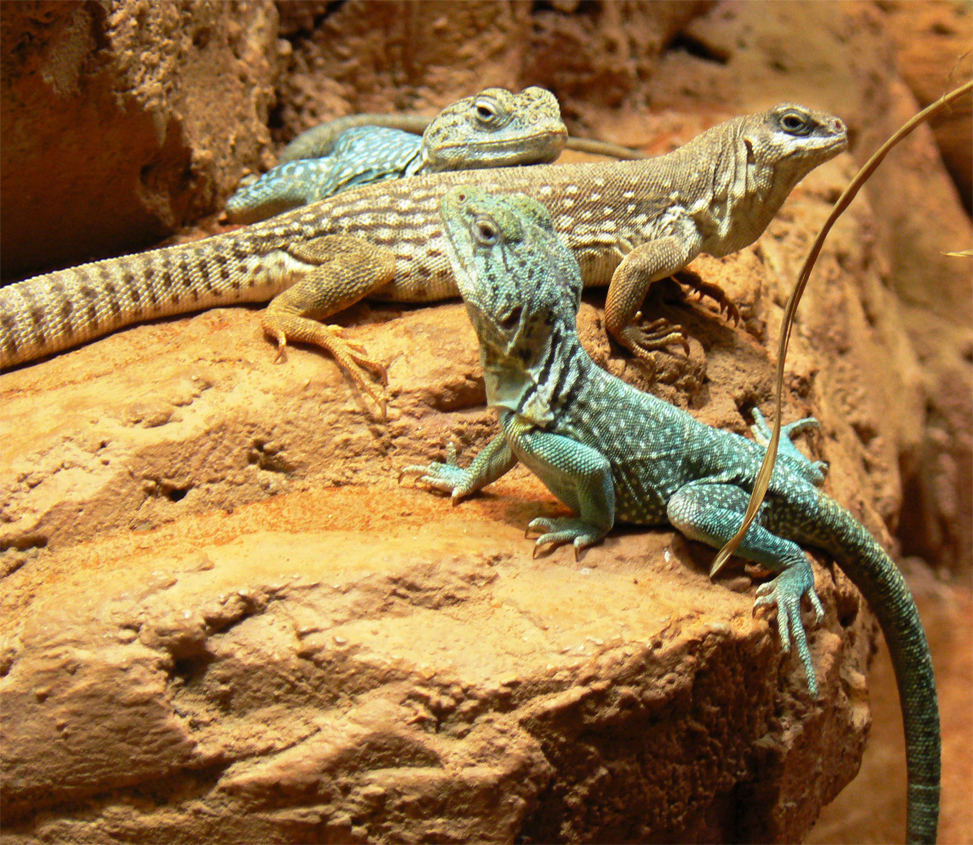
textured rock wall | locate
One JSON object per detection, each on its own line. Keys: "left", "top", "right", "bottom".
{"left": 0, "top": 0, "right": 279, "bottom": 280}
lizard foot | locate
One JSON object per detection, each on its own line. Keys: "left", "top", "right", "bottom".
{"left": 618, "top": 315, "right": 690, "bottom": 361}
{"left": 400, "top": 443, "right": 476, "bottom": 503}
{"left": 753, "top": 564, "right": 825, "bottom": 698}
{"left": 676, "top": 270, "right": 742, "bottom": 325}
{"left": 263, "top": 319, "right": 388, "bottom": 418}
{"left": 750, "top": 408, "right": 827, "bottom": 485}
{"left": 526, "top": 517, "right": 606, "bottom": 560}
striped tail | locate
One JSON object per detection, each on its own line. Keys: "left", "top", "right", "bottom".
{"left": 809, "top": 492, "right": 940, "bottom": 844}
{"left": 0, "top": 234, "right": 306, "bottom": 369}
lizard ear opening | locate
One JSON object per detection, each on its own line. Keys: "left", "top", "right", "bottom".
{"left": 744, "top": 137, "right": 755, "bottom": 165}
{"left": 472, "top": 215, "right": 500, "bottom": 246}
{"left": 499, "top": 305, "right": 523, "bottom": 332}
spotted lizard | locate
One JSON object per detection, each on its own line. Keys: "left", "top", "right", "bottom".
{"left": 404, "top": 184, "right": 940, "bottom": 843}
{"left": 1, "top": 104, "right": 847, "bottom": 417}
{"left": 225, "top": 87, "right": 576, "bottom": 224}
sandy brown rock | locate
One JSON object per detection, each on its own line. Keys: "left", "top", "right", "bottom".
{"left": 272, "top": 0, "right": 710, "bottom": 143}
{"left": 0, "top": 0, "right": 279, "bottom": 281}
{"left": 1, "top": 492, "right": 874, "bottom": 842}
{"left": 0, "top": 146, "right": 908, "bottom": 842}
{"left": 879, "top": 0, "right": 973, "bottom": 212}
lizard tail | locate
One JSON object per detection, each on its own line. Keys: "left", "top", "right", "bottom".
{"left": 807, "top": 492, "right": 940, "bottom": 844}
{"left": 0, "top": 234, "right": 297, "bottom": 369}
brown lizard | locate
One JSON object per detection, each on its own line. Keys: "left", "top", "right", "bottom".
{"left": 0, "top": 104, "right": 847, "bottom": 416}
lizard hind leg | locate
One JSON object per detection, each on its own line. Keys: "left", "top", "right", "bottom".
{"left": 667, "top": 481, "right": 825, "bottom": 697}
{"left": 749, "top": 407, "right": 828, "bottom": 486}
{"left": 261, "top": 235, "right": 397, "bottom": 414}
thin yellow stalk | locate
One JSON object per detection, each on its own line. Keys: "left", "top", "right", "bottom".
{"left": 711, "top": 79, "right": 973, "bottom": 577}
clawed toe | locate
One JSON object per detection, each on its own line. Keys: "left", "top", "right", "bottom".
{"left": 620, "top": 317, "right": 690, "bottom": 360}
{"left": 526, "top": 517, "right": 604, "bottom": 558}
{"left": 751, "top": 574, "right": 822, "bottom": 697}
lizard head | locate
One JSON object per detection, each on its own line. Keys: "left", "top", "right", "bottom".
{"left": 440, "top": 185, "right": 581, "bottom": 371}
{"left": 692, "top": 104, "right": 849, "bottom": 255}
{"left": 738, "top": 103, "right": 848, "bottom": 207}
{"left": 742, "top": 103, "right": 848, "bottom": 188}
{"left": 422, "top": 87, "right": 568, "bottom": 172}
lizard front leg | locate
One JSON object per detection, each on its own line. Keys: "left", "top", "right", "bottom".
{"left": 604, "top": 235, "right": 736, "bottom": 362}
{"left": 401, "top": 435, "right": 518, "bottom": 502}
{"left": 666, "top": 481, "right": 825, "bottom": 697}
{"left": 262, "top": 235, "right": 396, "bottom": 413}
{"left": 502, "top": 415, "right": 616, "bottom": 558}
{"left": 604, "top": 235, "right": 696, "bottom": 361}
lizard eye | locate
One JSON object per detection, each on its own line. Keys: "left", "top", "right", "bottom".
{"left": 473, "top": 97, "right": 500, "bottom": 125}
{"left": 472, "top": 215, "right": 500, "bottom": 246}
{"left": 779, "top": 109, "right": 812, "bottom": 135}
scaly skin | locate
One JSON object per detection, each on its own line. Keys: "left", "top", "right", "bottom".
{"left": 1, "top": 104, "right": 847, "bottom": 414}
{"left": 274, "top": 103, "right": 646, "bottom": 165}
{"left": 404, "top": 186, "right": 940, "bottom": 843}
{"left": 226, "top": 87, "right": 572, "bottom": 224}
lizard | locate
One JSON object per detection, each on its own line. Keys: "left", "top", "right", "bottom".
{"left": 0, "top": 104, "right": 848, "bottom": 416}
{"left": 273, "top": 104, "right": 646, "bottom": 166}
{"left": 402, "top": 185, "right": 940, "bottom": 844}
{"left": 226, "top": 87, "right": 647, "bottom": 224}
{"left": 226, "top": 87, "right": 572, "bottom": 224}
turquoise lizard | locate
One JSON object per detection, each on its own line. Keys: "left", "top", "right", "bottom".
{"left": 226, "top": 87, "right": 644, "bottom": 224}
{"left": 225, "top": 87, "right": 573, "bottom": 224}
{"left": 404, "top": 185, "right": 940, "bottom": 843}
{"left": 274, "top": 107, "right": 646, "bottom": 166}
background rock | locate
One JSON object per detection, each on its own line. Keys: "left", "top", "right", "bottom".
{"left": 0, "top": 0, "right": 279, "bottom": 281}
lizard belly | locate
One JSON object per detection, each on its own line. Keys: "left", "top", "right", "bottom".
{"left": 571, "top": 241, "right": 626, "bottom": 288}
{"left": 369, "top": 248, "right": 458, "bottom": 303}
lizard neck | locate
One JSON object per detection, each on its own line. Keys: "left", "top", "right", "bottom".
{"left": 480, "top": 317, "right": 587, "bottom": 427}
{"left": 681, "top": 124, "right": 802, "bottom": 257}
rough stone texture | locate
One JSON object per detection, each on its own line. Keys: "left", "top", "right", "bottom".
{"left": 0, "top": 155, "right": 916, "bottom": 842}
{"left": 271, "top": 0, "right": 710, "bottom": 145}
{"left": 880, "top": 0, "right": 973, "bottom": 213}
{"left": 1, "top": 1, "right": 971, "bottom": 843}
{"left": 0, "top": 0, "right": 280, "bottom": 281}
{"left": 0, "top": 508, "right": 874, "bottom": 843}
